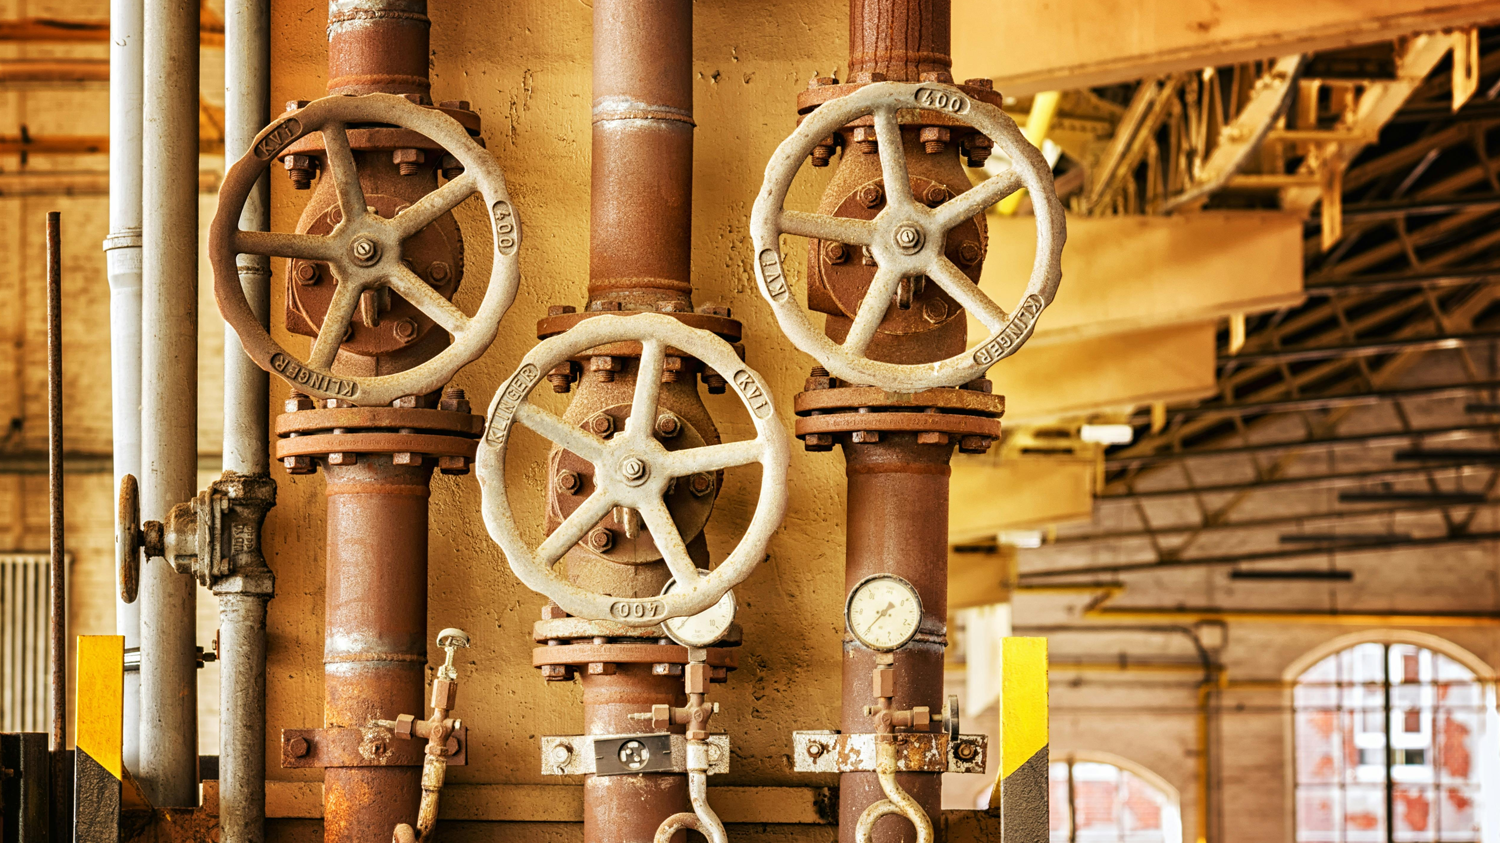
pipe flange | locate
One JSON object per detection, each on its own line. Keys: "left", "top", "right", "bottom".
{"left": 751, "top": 81, "right": 1065, "bottom": 391}
{"left": 478, "top": 313, "right": 790, "bottom": 625}
{"left": 212, "top": 93, "right": 522, "bottom": 406}
{"left": 532, "top": 617, "right": 743, "bottom": 646}
{"left": 532, "top": 642, "right": 738, "bottom": 671}
{"left": 794, "top": 384, "right": 1004, "bottom": 417}
{"left": 116, "top": 474, "right": 141, "bottom": 604}
{"left": 537, "top": 306, "right": 743, "bottom": 344}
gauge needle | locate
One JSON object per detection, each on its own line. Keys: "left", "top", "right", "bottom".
{"left": 864, "top": 601, "right": 896, "bottom": 635}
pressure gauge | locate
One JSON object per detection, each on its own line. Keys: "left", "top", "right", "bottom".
{"left": 661, "top": 572, "right": 737, "bottom": 648}
{"left": 845, "top": 574, "right": 923, "bottom": 652}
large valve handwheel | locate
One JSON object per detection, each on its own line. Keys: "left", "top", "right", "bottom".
{"left": 211, "top": 93, "right": 522, "bottom": 406}
{"left": 477, "top": 313, "right": 790, "bottom": 624}
{"left": 751, "top": 81, "right": 1065, "bottom": 391}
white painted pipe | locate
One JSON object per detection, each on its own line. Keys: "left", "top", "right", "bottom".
{"left": 104, "top": 0, "right": 144, "bottom": 775}
{"left": 219, "top": 0, "right": 272, "bottom": 838}
{"left": 139, "top": 0, "right": 200, "bottom": 807}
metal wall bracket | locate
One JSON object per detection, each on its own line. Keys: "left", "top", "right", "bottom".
{"left": 540, "top": 733, "right": 731, "bottom": 776}
{"left": 280, "top": 725, "right": 468, "bottom": 769}
{"left": 791, "top": 731, "right": 986, "bottom": 774}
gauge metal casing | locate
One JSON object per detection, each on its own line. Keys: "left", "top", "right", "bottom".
{"left": 844, "top": 573, "right": 923, "bottom": 652}
{"left": 661, "top": 571, "right": 737, "bottom": 648}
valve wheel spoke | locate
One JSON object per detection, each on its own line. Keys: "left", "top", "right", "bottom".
{"left": 308, "top": 278, "right": 363, "bottom": 369}
{"left": 666, "top": 438, "right": 766, "bottom": 476}
{"left": 393, "top": 171, "right": 477, "bottom": 239}
{"left": 780, "top": 210, "right": 877, "bottom": 247}
{"left": 514, "top": 403, "right": 609, "bottom": 464}
{"left": 935, "top": 167, "right": 1023, "bottom": 230}
{"left": 233, "top": 230, "right": 341, "bottom": 262}
{"left": 321, "top": 123, "right": 368, "bottom": 223}
{"left": 926, "top": 257, "right": 1008, "bottom": 332}
{"left": 627, "top": 340, "right": 666, "bottom": 440}
{"left": 844, "top": 265, "right": 905, "bottom": 355}
{"left": 538, "top": 491, "right": 616, "bottom": 567}
{"left": 641, "top": 499, "right": 700, "bottom": 585}
{"left": 873, "top": 107, "right": 914, "bottom": 212}
{"left": 386, "top": 265, "right": 471, "bottom": 336}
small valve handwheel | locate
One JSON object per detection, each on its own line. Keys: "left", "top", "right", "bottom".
{"left": 477, "top": 313, "right": 790, "bottom": 624}
{"left": 211, "top": 93, "right": 522, "bottom": 406}
{"left": 751, "top": 81, "right": 1065, "bottom": 391}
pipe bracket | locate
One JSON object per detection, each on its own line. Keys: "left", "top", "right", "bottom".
{"left": 791, "top": 731, "right": 985, "bottom": 774}
{"left": 540, "top": 733, "right": 729, "bottom": 777}
{"left": 280, "top": 725, "right": 467, "bottom": 769}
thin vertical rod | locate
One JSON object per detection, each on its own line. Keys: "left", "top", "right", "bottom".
{"left": 140, "top": 0, "right": 200, "bottom": 806}
{"left": 46, "top": 210, "right": 64, "bottom": 754}
{"left": 105, "top": 0, "right": 145, "bottom": 772}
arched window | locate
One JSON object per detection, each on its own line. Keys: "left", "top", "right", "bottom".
{"left": 1294, "top": 641, "right": 1492, "bottom": 841}
{"left": 1047, "top": 756, "right": 1181, "bottom": 842}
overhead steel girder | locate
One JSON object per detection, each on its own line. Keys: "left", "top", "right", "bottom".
{"left": 1221, "top": 330, "right": 1500, "bottom": 366}
{"left": 1106, "top": 422, "right": 1500, "bottom": 469}
{"left": 1019, "top": 529, "right": 1500, "bottom": 581}
{"left": 1126, "top": 379, "right": 1500, "bottom": 424}
{"left": 1102, "top": 461, "right": 1494, "bottom": 501}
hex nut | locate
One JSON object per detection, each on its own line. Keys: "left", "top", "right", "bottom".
{"left": 554, "top": 470, "right": 582, "bottom": 495}
{"left": 958, "top": 241, "right": 983, "bottom": 266}
{"left": 294, "top": 262, "right": 320, "bottom": 285}
{"left": 689, "top": 473, "right": 714, "bottom": 497}
{"left": 964, "top": 77, "right": 995, "bottom": 90}
{"left": 438, "top": 387, "right": 470, "bottom": 414}
{"left": 958, "top": 435, "right": 994, "bottom": 454}
{"left": 393, "top": 318, "right": 419, "bottom": 343}
{"left": 547, "top": 362, "right": 578, "bottom": 394}
{"left": 285, "top": 391, "right": 315, "bottom": 413}
{"left": 850, "top": 431, "right": 881, "bottom": 444}
{"left": 824, "top": 241, "right": 848, "bottom": 264}
{"left": 923, "top": 184, "right": 950, "bottom": 207}
{"left": 655, "top": 414, "right": 682, "bottom": 438}
{"left": 588, "top": 415, "right": 614, "bottom": 437}
{"left": 283, "top": 455, "right": 314, "bottom": 475}
{"left": 587, "top": 527, "right": 614, "bottom": 553}
{"left": 589, "top": 355, "right": 620, "bottom": 383}
{"left": 586, "top": 662, "right": 616, "bottom": 676}
{"left": 540, "top": 664, "right": 573, "bottom": 681}
{"left": 283, "top": 154, "right": 317, "bottom": 190}
{"left": 803, "top": 433, "right": 835, "bottom": 452}
{"left": 702, "top": 370, "right": 727, "bottom": 394}
{"left": 695, "top": 303, "right": 731, "bottom": 318}
{"left": 548, "top": 304, "right": 578, "bottom": 316}
{"left": 391, "top": 452, "right": 422, "bottom": 466}
{"left": 428, "top": 261, "right": 451, "bottom": 283}
{"left": 393, "top": 148, "right": 425, "bottom": 176}
{"left": 920, "top": 126, "right": 951, "bottom": 155}
{"left": 288, "top": 736, "right": 310, "bottom": 758}
{"left": 327, "top": 452, "right": 357, "bottom": 466}
{"left": 541, "top": 603, "right": 569, "bottom": 620}
{"left": 857, "top": 182, "right": 885, "bottom": 208}
{"left": 438, "top": 455, "right": 470, "bottom": 476}
{"left": 394, "top": 713, "right": 417, "bottom": 739}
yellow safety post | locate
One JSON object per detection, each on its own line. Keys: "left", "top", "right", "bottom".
{"left": 74, "top": 635, "right": 124, "bottom": 842}
{"left": 1000, "top": 636, "right": 1048, "bottom": 842}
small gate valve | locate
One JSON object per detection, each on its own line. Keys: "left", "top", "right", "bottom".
{"left": 120, "top": 471, "right": 276, "bottom": 594}
{"left": 630, "top": 649, "right": 719, "bottom": 741}
{"left": 386, "top": 628, "right": 471, "bottom": 843}
{"left": 861, "top": 654, "right": 959, "bottom": 738}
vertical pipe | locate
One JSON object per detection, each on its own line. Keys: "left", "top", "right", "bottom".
{"left": 839, "top": 441, "right": 949, "bottom": 843}
{"left": 581, "top": 668, "right": 689, "bottom": 843}
{"left": 223, "top": 0, "right": 270, "bottom": 477}
{"left": 46, "top": 211, "right": 64, "bottom": 753}
{"left": 847, "top": 0, "right": 951, "bottom": 82}
{"left": 140, "top": 0, "right": 200, "bottom": 807}
{"left": 326, "top": 0, "right": 431, "bottom": 99}
{"left": 588, "top": 0, "right": 694, "bottom": 307}
{"left": 322, "top": 460, "right": 430, "bottom": 843}
{"left": 104, "top": 0, "right": 144, "bottom": 773}
{"left": 221, "top": 2, "right": 271, "bottom": 839}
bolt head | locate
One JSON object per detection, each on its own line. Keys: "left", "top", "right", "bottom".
{"left": 283, "top": 455, "right": 314, "bottom": 475}
{"left": 393, "top": 318, "right": 419, "bottom": 343}
{"left": 540, "top": 664, "right": 573, "bottom": 681}
{"left": 857, "top": 182, "right": 885, "bottom": 208}
{"left": 850, "top": 431, "right": 882, "bottom": 444}
{"left": 294, "top": 262, "right": 320, "bottom": 285}
{"left": 554, "top": 470, "right": 581, "bottom": 495}
{"left": 958, "top": 435, "right": 994, "bottom": 454}
{"left": 689, "top": 473, "right": 714, "bottom": 497}
{"left": 807, "top": 742, "right": 824, "bottom": 757}
{"left": 655, "top": 414, "right": 681, "bottom": 438}
{"left": 893, "top": 223, "right": 925, "bottom": 254}
{"left": 923, "top": 184, "right": 950, "bottom": 207}
{"left": 551, "top": 744, "right": 573, "bottom": 762}
{"left": 803, "top": 433, "right": 835, "bottom": 452}
{"left": 392, "top": 148, "right": 425, "bottom": 165}
{"left": 288, "top": 736, "right": 309, "bottom": 758}
{"left": 588, "top": 527, "right": 614, "bottom": 552}
{"left": 824, "top": 241, "right": 848, "bottom": 264}
{"left": 621, "top": 457, "right": 648, "bottom": 482}
{"left": 958, "top": 241, "right": 983, "bottom": 266}
{"left": 350, "top": 237, "right": 381, "bottom": 266}
{"left": 588, "top": 415, "right": 615, "bottom": 437}
{"left": 285, "top": 392, "right": 315, "bottom": 413}
{"left": 809, "top": 76, "right": 838, "bottom": 88}
{"left": 964, "top": 77, "right": 995, "bottom": 90}
{"left": 429, "top": 261, "right": 451, "bottom": 283}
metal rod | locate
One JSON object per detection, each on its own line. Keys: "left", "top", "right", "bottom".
{"left": 1103, "top": 462, "right": 1491, "bottom": 501}
{"left": 1336, "top": 193, "right": 1500, "bottom": 220}
{"left": 46, "top": 211, "right": 64, "bottom": 754}
{"left": 1304, "top": 266, "right": 1500, "bottom": 296}
{"left": 1107, "top": 422, "right": 1500, "bottom": 469}
{"left": 1228, "top": 569, "right": 1353, "bottom": 581}
{"left": 1393, "top": 447, "right": 1500, "bottom": 462}
{"left": 220, "top": 0, "right": 271, "bottom": 837}
{"left": 1220, "top": 331, "right": 1500, "bottom": 366}
{"left": 1019, "top": 530, "right": 1500, "bottom": 580}
{"left": 1337, "top": 490, "right": 1489, "bottom": 504}
{"left": 140, "top": 0, "right": 200, "bottom": 805}
{"left": 104, "top": 0, "right": 144, "bottom": 772}
{"left": 1128, "top": 379, "right": 1500, "bottom": 424}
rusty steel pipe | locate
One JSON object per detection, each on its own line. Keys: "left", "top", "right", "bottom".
{"left": 589, "top": 0, "right": 694, "bottom": 306}
{"left": 840, "top": 439, "right": 950, "bottom": 843}
{"left": 326, "top": 0, "right": 430, "bottom": 98}
{"left": 322, "top": 459, "right": 431, "bottom": 842}
{"left": 848, "top": 0, "right": 952, "bottom": 82}
{"left": 582, "top": 667, "right": 690, "bottom": 843}
{"left": 46, "top": 211, "right": 64, "bottom": 755}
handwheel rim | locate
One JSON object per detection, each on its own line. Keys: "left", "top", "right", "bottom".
{"left": 210, "top": 93, "right": 522, "bottom": 406}
{"left": 750, "top": 81, "right": 1066, "bottom": 391}
{"left": 476, "top": 313, "right": 791, "bottom": 624}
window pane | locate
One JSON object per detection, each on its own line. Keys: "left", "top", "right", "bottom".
{"left": 1393, "top": 784, "right": 1436, "bottom": 842}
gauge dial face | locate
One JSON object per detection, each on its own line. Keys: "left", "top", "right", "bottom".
{"left": 845, "top": 575, "right": 922, "bottom": 652}
{"left": 661, "top": 574, "right": 737, "bottom": 647}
